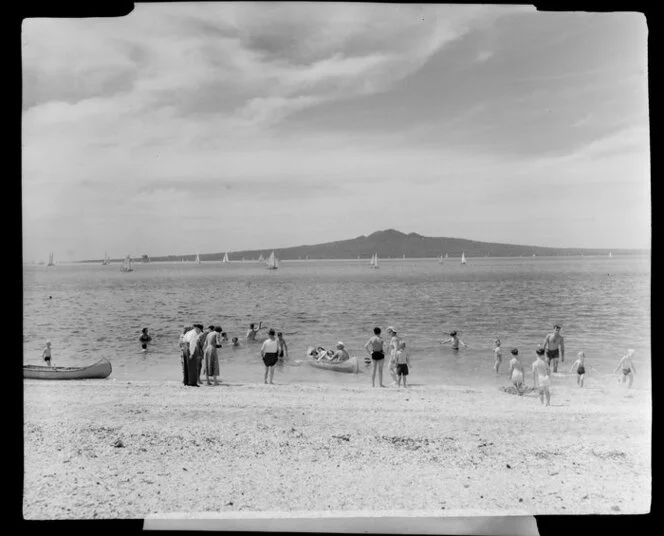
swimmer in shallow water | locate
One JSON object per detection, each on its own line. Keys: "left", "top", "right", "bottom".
{"left": 494, "top": 338, "right": 502, "bottom": 373}
{"left": 441, "top": 331, "right": 467, "bottom": 350}
{"left": 614, "top": 349, "right": 637, "bottom": 388}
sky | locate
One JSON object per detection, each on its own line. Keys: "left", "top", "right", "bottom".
{"left": 22, "top": 3, "right": 650, "bottom": 261}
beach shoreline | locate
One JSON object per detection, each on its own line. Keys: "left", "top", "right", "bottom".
{"left": 23, "top": 379, "right": 651, "bottom": 519}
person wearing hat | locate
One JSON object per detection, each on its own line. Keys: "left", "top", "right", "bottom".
{"left": 183, "top": 324, "right": 203, "bottom": 387}
{"left": 329, "top": 342, "right": 350, "bottom": 362}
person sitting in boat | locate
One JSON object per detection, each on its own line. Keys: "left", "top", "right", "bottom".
{"left": 329, "top": 342, "right": 349, "bottom": 362}
{"left": 310, "top": 346, "right": 334, "bottom": 360}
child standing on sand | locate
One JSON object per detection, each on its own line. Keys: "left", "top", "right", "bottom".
{"left": 532, "top": 348, "right": 551, "bottom": 406}
{"left": 42, "top": 341, "right": 52, "bottom": 367}
{"left": 508, "top": 348, "right": 524, "bottom": 395}
{"left": 395, "top": 341, "right": 410, "bottom": 388}
{"left": 494, "top": 338, "right": 502, "bottom": 373}
{"left": 569, "top": 351, "right": 587, "bottom": 387}
{"left": 386, "top": 327, "right": 400, "bottom": 386}
{"left": 614, "top": 349, "right": 637, "bottom": 388}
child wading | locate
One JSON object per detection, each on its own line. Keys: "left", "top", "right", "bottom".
{"left": 532, "top": 348, "right": 551, "bottom": 406}
{"left": 508, "top": 348, "right": 524, "bottom": 394}
{"left": 395, "top": 341, "right": 410, "bottom": 388}
{"left": 569, "top": 351, "right": 588, "bottom": 387}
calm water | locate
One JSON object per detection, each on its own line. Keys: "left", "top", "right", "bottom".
{"left": 23, "top": 256, "right": 651, "bottom": 388}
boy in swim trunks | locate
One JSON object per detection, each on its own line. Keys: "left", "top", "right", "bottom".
{"left": 508, "top": 348, "right": 524, "bottom": 395}
{"left": 569, "top": 351, "right": 587, "bottom": 387}
{"left": 395, "top": 341, "right": 410, "bottom": 388}
{"left": 542, "top": 324, "right": 565, "bottom": 372}
{"left": 614, "top": 349, "right": 637, "bottom": 388}
{"left": 42, "top": 341, "right": 52, "bottom": 367}
{"left": 532, "top": 348, "right": 551, "bottom": 406}
{"left": 494, "top": 339, "right": 502, "bottom": 374}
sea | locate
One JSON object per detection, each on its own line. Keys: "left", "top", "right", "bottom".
{"left": 23, "top": 256, "right": 651, "bottom": 390}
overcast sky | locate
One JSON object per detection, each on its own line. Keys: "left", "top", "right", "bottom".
{"left": 22, "top": 3, "right": 650, "bottom": 261}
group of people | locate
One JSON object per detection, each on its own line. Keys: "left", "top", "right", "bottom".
{"left": 176, "top": 320, "right": 289, "bottom": 386}
{"left": 364, "top": 326, "right": 411, "bottom": 388}
{"left": 494, "top": 325, "right": 638, "bottom": 406}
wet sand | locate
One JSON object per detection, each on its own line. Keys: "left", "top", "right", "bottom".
{"left": 23, "top": 378, "right": 651, "bottom": 519}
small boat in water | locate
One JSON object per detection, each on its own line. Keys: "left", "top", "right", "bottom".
{"left": 266, "top": 251, "right": 278, "bottom": 270}
{"left": 23, "top": 357, "right": 112, "bottom": 380}
{"left": 306, "top": 347, "right": 359, "bottom": 373}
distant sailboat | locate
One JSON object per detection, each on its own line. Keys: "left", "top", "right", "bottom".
{"left": 258, "top": 253, "right": 265, "bottom": 263}
{"left": 222, "top": 252, "right": 229, "bottom": 263}
{"left": 120, "top": 255, "right": 133, "bottom": 272}
{"left": 445, "top": 253, "right": 448, "bottom": 259}
{"left": 196, "top": 253, "right": 201, "bottom": 264}
{"left": 609, "top": 251, "right": 613, "bottom": 258}
{"left": 461, "top": 252, "right": 466, "bottom": 265}
{"left": 47, "top": 252, "right": 55, "bottom": 266}
{"left": 402, "top": 253, "right": 406, "bottom": 260}
{"left": 369, "top": 253, "right": 379, "bottom": 269}
{"left": 266, "top": 251, "right": 278, "bottom": 270}
{"left": 438, "top": 254, "right": 443, "bottom": 264}
{"left": 102, "top": 252, "right": 110, "bottom": 266}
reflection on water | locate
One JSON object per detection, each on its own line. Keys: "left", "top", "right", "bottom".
{"left": 23, "top": 256, "right": 650, "bottom": 387}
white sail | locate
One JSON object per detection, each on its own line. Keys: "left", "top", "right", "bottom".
{"left": 222, "top": 252, "right": 229, "bottom": 263}
{"left": 445, "top": 253, "right": 448, "bottom": 259}
{"left": 258, "top": 253, "right": 265, "bottom": 262}
{"left": 267, "top": 251, "right": 278, "bottom": 269}
{"left": 438, "top": 254, "right": 443, "bottom": 264}
{"left": 609, "top": 251, "right": 613, "bottom": 258}
{"left": 196, "top": 253, "right": 201, "bottom": 264}
{"left": 402, "top": 253, "right": 406, "bottom": 260}
{"left": 47, "top": 252, "right": 55, "bottom": 266}
{"left": 461, "top": 252, "right": 466, "bottom": 265}
{"left": 370, "top": 253, "right": 379, "bottom": 269}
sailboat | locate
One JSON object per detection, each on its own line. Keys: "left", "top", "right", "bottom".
{"left": 402, "top": 253, "right": 406, "bottom": 260}
{"left": 266, "top": 251, "right": 278, "bottom": 270}
{"left": 196, "top": 253, "right": 201, "bottom": 264}
{"left": 609, "top": 251, "right": 613, "bottom": 258}
{"left": 120, "top": 255, "right": 133, "bottom": 272}
{"left": 445, "top": 253, "right": 448, "bottom": 259}
{"left": 258, "top": 253, "right": 265, "bottom": 263}
{"left": 461, "top": 252, "right": 467, "bottom": 265}
{"left": 369, "top": 253, "right": 379, "bottom": 269}
{"left": 438, "top": 254, "right": 444, "bottom": 264}
{"left": 222, "top": 252, "right": 229, "bottom": 263}
{"left": 47, "top": 252, "right": 55, "bottom": 266}
{"left": 102, "top": 252, "right": 110, "bottom": 265}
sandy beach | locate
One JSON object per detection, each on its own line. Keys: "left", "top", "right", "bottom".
{"left": 23, "top": 378, "right": 651, "bottom": 519}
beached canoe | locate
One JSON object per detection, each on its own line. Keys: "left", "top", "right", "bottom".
{"left": 23, "top": 358, "right": 112, "bottom": 380}
{"left": 306, "top": 348, "right": 359, "bottom": 373}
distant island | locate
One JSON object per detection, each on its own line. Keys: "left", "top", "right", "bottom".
{"left": 78, "top": 229, "right": 648, "bottom": 263}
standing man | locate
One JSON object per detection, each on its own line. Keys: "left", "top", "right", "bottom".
{"left": 542, "top": 324, "right": 565, "bottom": 373}
{"left": 183, "top": 324, "right": 203, "bottom": 387}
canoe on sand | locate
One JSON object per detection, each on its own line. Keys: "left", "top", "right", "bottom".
{"left": 24, "top": 358, "right": 112, "bottom": 380}
{"left": 306, "top": 347, "right": 359, "bottom": 373}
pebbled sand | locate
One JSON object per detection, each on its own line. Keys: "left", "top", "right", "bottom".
{"left": 23, "top": 378, "right": 651, "bottom": 519}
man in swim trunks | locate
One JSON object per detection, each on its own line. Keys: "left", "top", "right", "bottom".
{"left": 542, "top": 324, "right": 565, "bottom": 372}
{"left": 532, "top": 348, "right": 551, "bottom": 406}
{"left": 614, "top": 349, "right": 637, "bottom": 388}
{"left": 364, "top": 327, "right": 386, "bottom": 388}
{"left": 42, "top": 340, "right": 52, "bottom": 367}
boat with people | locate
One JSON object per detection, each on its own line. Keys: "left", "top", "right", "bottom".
{"left": 306, "top": 347, "right": 359, "bottom": 373}
{"left": 24, "top": 357, "right": 112, "bottom": 380}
